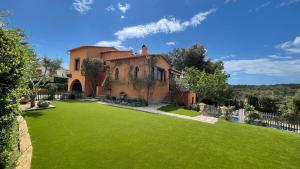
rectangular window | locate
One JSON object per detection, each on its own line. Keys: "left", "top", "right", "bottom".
{"left": 157, "top": 68, "right": 165, "bottom": 81}
{"left": 75, "top": 58, "right": 80, "bottom": 71}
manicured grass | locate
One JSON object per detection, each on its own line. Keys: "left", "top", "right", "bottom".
{"left": 23, "top": 101, "right": 300, "bottom": 169}
{"left": 159, "top": 105, "right": 200, "bottom": 117}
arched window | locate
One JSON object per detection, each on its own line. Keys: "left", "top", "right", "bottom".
{"left": 115, "top": 68, "right": 119, "bottom": 80}
{"left": 134, "top": 66, "right": 139, "bottom": 79}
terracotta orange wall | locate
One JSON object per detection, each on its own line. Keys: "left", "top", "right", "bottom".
{"left": 102, "top": 51, "right": 133, "bottom": 61}
{"left": 108, "top": 56, "right": 170, "bottom": 101}
{"left": 87, "top": 47, "right": 116, "bottom": 58}
{"left": 68, "top": 46, "right": 172, "bottom": 100}
{"left": 68, "top": 47, "right": 115, "bottom": 94}
{"left": 68, "top": 48, "right": 87, "bottom": 92}
{"left": 176, "top": 91, "right": 197, "bottom": 106}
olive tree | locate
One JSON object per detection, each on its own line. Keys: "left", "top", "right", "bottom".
{"left": 81, "top": 57, "right": 103, "bottom": 97}
{"left": 28, "top": 56, "right": 62, "bottom": 107}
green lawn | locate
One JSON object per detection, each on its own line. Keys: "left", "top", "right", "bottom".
{"left": 23, "top": 101, "right": 300, "bottom": 169}
{"left": 159, "top": 105, "right": 200, "bottom": 117}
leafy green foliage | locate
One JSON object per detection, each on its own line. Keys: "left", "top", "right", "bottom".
{"left": 45, "top": 83, "right": 58, "bottom": 100}
{"left": 81, "top": 57, "right": 103, "bottom": 97}
{"left": 167, "top": 44, "right": 224, "bottom": 74}
{"left": 127, "top": 57, "right": 157, "bottom": 101}
{"left": 245, "top": 105, "right": 260, "bottom": 123}
{"left": 183, "top": 66, "right": 230, "bottom": 105}
{"left": 284, "top": 91, "right": 300, "bottom": 122}
{"left": 103, "top": 74, "right": 112, "bottom": 91}
{"left": 233, "top": 84, "right": 300, "bottom": 121}
{"left": 0, "top": 17, "right": 35, "bottom": 168}
{"left": 247, "top": 95, "right": 279, "bottom": 114}
{"left": 224, "top": 107, "right": 234, "bottom": 121}
{"left": 28, "top": 56, "right": 62, "bottom": 107}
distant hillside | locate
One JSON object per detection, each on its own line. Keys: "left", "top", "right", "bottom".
{"left": 231, "top": 84, "right": 300, "bottom": 103}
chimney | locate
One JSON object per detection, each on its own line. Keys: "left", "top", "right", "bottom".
{"left": 141, "top": 44, "right": 148, "bottom": 55}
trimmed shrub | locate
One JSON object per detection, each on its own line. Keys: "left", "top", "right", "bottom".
{"left": 37, "top": 100, "right": 51, "bottom": 108}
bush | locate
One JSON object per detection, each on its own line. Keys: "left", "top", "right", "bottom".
{"left": 247, "top": 112, "right": 260, "bottom": 122}
{"left": 221, "top": 106, "right": 234, "bottom": 121}
{"left": 105, "top": 94, "right": 111, "bottom": 100}
{"left": 128, "top": 98, "right": 148, "bottom": 107}
{"left": 0, "top": 19, "right": 36, "bottom": 169}
{"left": 46, "top": 83, "right": 58, "bottom": 100}
{"left": 119, "top": 91, "right": 128, "bottom": 101}
{"left": 37, "top": 100, "right": 51, "bottom": 108}
{"left": 191, "top": 104, "right": 199, "bottom": 112}
{"left": 70, "top": 93, "right": 76, "bottom": 100}
{"left": 245, "top": 104, "right": 260, "bottom": 123}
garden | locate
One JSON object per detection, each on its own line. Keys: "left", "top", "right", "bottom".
{"left": 22, "top": 101, "right": 300, "bottom": 169}
{"left": 1, "top": 9, "right": 300, "bottom": 169}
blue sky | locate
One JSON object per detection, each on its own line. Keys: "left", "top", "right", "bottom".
{"left": 1, "top": 0, "right": 300, "bottom": 85}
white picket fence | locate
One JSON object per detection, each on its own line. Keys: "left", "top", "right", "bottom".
{"left": 260, "top": 112, "right": 300, "bottom": 134}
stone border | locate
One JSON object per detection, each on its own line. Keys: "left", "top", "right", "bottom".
{"left": 16, "top": 116, "right": 32, "bottom": 169}
{"left": 24, "top": 105, "right": 55, "bottom": 111}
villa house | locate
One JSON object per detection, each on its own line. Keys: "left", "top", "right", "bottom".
{"left": 68, "top": 45, "right": 196, "bottom": 106}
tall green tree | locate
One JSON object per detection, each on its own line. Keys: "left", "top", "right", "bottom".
{"left": 183, "top": 66, "right": 230, "bottom": 105}
{"left": 168, "top": 44, "right": 224, "bottom": 73}
{"left": 0, "top": 15, "right": 35, "bottom": 168}
{"left": 81, "top": 57, "right": 103, "bottom": 97}
{"left": 285, "top": 91, "right": 300, "bottom": 122}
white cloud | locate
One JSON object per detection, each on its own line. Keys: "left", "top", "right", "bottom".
{"left": 73, "top": 0, "right": 94, "bottom": 14}
{"left": 120, "top": 15, "right": 125, "bottom": 19}
{"left": 267, "top": 55, "right": 292, "bottom": 59}
{"left": 95, "top": 40, "right": 127, "bottom": 50}
{"left": 279, "top": 0, "right": 300, "bottom": 6}
{"left": 118, "top": 3, "right": 130, "bottom": 13}
{"left": 105, "top": 5, "right": 115, "bottom": 12}
{"left": 114, "top": 9, "right": 216, "bottom": 41}
{"left": 276, "top": 36, "right": 300, "bottom": 53}
{"left": 95, "top": 9, "right": 216, "bottom": 49}
{"left": 219, "top": 54, "right": 237, "bottom": 60}
{"left": 224, "top": 56, "right": 300, "bottom": 76}
{"left": 249, "top": 1, "right": 272, "bottom": 12}
{"left": 224, "top": 0, "right": 237, "bottom": 4}
{"left": 166, "top": 42, "right": 176, "bottom": 45}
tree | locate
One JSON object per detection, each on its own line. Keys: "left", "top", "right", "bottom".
{"left": 28, "top": 56, "right": 62, "bottom": 107}
{"left": 81, "top": 57, "right": 103, "bottom": 97}
{"left": 0, "top": 15, "right": 35, "bottom": 168}
{"left": 183, "top": 66, "right": 230, "bottom": 105}
{"left": 284, "top": 91, "right": 300, "bottom": 123}
{"left": 168, "top": 44, "right": 224, "bottom": 73}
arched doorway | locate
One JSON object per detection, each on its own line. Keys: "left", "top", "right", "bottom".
{"left": 71, "top": 79, "right": 82, "bottom": 92}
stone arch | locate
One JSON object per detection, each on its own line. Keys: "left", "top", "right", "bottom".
{"left": 70, "top": 79, "right": 83, "bottom": 92}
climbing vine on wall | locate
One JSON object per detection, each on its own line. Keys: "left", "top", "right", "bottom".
{"left": 128, "top": 57, "right": 157, "bottom": 100}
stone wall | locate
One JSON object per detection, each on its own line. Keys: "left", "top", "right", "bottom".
{"left": 199, "top": 103, "right": 220, "bottom": 117}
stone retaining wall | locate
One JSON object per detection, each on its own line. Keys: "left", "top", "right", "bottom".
{"left": 16, "top": 116, "right": 32, "bottom": 169}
